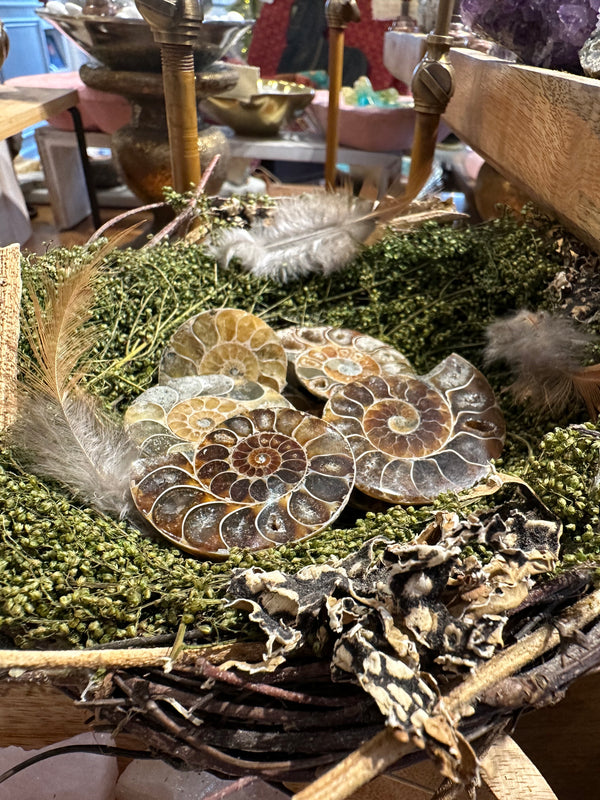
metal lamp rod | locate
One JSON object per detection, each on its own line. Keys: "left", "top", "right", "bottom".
{"left": 135, "top": 0, "right": 203, "bottom": 193}
{"left": 324, "top": 0, "right": 360, "bottom": 190}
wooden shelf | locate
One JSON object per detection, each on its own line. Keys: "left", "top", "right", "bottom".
{"left": 0, "top": 85, "right": 79, "bottom": 141}
{"left": 384, "top": 31, "right": 600, "bottom": 251}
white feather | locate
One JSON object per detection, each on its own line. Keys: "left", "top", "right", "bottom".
{"left": 208, "top": 192, "right": 377, "bottom": 282}
{"left": 11, "top": 239, "right": 138, "bottom": 519}
{"left": 13, "top": 392, "right": 136, "bottom": 518}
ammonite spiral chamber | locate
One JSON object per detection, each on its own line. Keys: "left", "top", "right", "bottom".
{"left": 278, "top": 325, "right": 414, "bottom": 399}
{"left": 159, "top": 308, "right": 288, "bottom": 391}
{"left": 130, "top": 407, "right": 356, "bottom": 557}
{"left": 124, "top": 375, "right": 291, "bottom": 457}
{"left": 323, "top": 353, "right": 505, "bottom": 504}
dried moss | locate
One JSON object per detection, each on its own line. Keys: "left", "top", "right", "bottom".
{"left": 4, "top": 210, "right": 599, "bottom": 648}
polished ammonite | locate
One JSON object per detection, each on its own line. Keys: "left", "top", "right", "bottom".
{"left": 322, "top": 353, "right": 505, "bottom": 504}
{"left": 277, "top": 325, "right": 414, "bottom": 400}
{"left": 159, "top": 308, "right": 288, "bottom": 391}
{"left": 130, "top": 407, "right": 356, "bottom": 557}
{"left": 124, "top": 375, "right": 291, "bottom": 457}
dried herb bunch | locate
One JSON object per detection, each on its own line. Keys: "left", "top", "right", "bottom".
{"left": 3, "top": 209, "right": 600, "bottom": 649}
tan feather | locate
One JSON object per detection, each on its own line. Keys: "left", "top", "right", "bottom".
{"left": 11, "top": 234, "right": 138, "bottom": 517}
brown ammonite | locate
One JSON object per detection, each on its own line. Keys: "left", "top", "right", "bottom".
{"left": 277, "top": 325, "right": 414, "bottom": 399}
{"left": 159, "top": 308, "right": 287, "bottom": 391}
{"left": 322, "top": 354, "right": 505, "bottom": 504}
{"left": 123, "top": 375, "right": 291, "bottom": 457}
{"left": 130, "top": 407, "right": 356, "bottom": 557}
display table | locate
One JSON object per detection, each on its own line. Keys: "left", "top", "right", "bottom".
{"left": 0, "top": 84, "right": 78, "bottom": 141}
{"left": 0, "top": 84, "right": 82, "bottom": 245}
{"left": 0, "top": 82, "right": 101, "bottom": 230}
{"left": 228, "top": 131, "right": 404, "bottom": 193}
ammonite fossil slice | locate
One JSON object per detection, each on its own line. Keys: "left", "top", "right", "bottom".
{"left": 159, "top": 308, "right": 287, "bottom": 391}
{"left": 130, "top": 407, "right": 356, "bottom": 557}
{"left": 124, "top": 375, "right": 291, "bottom": 457}
{"left": 278, "top": 326, "right": 414, "bottom": 399}
{"left": 323, "top": 353, "right": 505, "bottom": 504}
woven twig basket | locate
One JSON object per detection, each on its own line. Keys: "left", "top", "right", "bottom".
{"left": 1, "top": 242, "right": 598, "bottom": 800}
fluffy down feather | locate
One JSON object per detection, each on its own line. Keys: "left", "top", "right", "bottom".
{"left": 10, "top": 240, "right": 137, "bottom": 519}
{"left": 13, "top": 393, "right": 136, "bottom": 518}
{"left": 208, "top": 192, "right": 377, "bottom": 283}
{"left": 484, "top": 309, "right": 600, "bottom": 418}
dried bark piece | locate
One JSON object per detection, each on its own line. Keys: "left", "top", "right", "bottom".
{"left": 323, "top": 353, "right": 505, "bottom": 503}
{"left": 159, "top": 308, "right": 287, "bottom": 391}
{"left": 278, "top": 326, "right": 414, "bottom": 399}
{"left": 130, "top": 407, "right": 355, "bottom": 557}
{"left": 0, "top": 243, "right": 21, "bottom": 431}
{"left": 124, "top": 375, "right": 291, "bottom": 457}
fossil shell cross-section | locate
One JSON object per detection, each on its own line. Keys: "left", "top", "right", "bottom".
{"left": 323, "top": 353, "right": 505, "bottom": 504}
{"left": 130, "top": 407, "right": 356, "bottom": 557}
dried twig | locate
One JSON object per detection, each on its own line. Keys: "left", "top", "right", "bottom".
{"left": 143, "top": 154, "right": 220, "bottom": 248}
{"left": 86, "top": 202, "right": 165, "bottom": 245}
{"left": 0, "top": 640, "right": 263, "bottom": 671}
{"left": 292, "top": 586, "right": 600, "bottom": 800}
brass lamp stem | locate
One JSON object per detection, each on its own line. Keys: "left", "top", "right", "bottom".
{"left": 400, "top": 0, "right": 457, "bottom": 205}
{"left": 135, "top": 0, "right": 203, "bottom": 193}
{"left": 324, "top": 0, "right": 360, "bottom": 190}
{"left": 411, "top": 0, "right": 455, "bottom": 116}
{"left": 160, "top": 43, "right": 201, "bottom": 192}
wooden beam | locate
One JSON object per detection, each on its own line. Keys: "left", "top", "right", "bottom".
{"left": 384, "top": 32, "right": 600, "bottom": 251}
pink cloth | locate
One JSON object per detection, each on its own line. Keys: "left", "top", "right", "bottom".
{"left": 5, "top": 71, "right": 131, "bottom": 134}
{"left": 306, "top": 90, "right": 451, "bottom": 153}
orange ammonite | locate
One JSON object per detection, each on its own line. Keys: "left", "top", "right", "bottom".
{"left": 159, "top": 308, "right": 288, "bottom": 391}
{"left": 130, "top": 407, "right": 356, "bottom": 557}
{"left": 323, "top": 354, "right": 505, "bottom": 504}
{"left": 277, "top": 325, "right": 414, "bottom": 400}
{"left": 124, "top": 375, "right": 291, "bottom": 457}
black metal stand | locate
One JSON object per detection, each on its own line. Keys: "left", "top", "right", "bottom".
{"left": 68, "top": 105, "right": 101, "bottom": 230}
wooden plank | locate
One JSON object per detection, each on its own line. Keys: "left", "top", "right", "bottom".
{"left": 0, "top": 683, "right": 89, "bottom": 749}
{"left": 0, "top": 85, "right": 79, "bottom": 141}
{"left": 513, "top": 671, "right": 600, "bottom": 800}
{"left": 382, "top": 31, "right": 427, "bottom": 86}
{"left": 383, "top": 31, "right": 600, "bottom": 251}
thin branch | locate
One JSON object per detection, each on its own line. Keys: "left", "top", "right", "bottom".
{"left": 86, "top": 203, "right": 164, "bottom": 244}
{"left": 143, "top": 155, "right": 221, "bottom": 248}
{"left": 292, "top": 586, "right": 600, "bottom": 800}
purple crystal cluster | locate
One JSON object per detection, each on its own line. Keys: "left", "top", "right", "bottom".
{"left": 461, "top": 0, "right": 600, "bottom": 72}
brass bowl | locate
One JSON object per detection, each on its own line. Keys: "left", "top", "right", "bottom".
{"left": 36, "top": 11, "right": 253, "bottom": 73}
{"left": 201, "top": 79, "right": 315, "bottom": 137}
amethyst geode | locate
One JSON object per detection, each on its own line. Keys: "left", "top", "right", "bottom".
{"left": 461, "top": 0, "right": 600, "bottom": 72}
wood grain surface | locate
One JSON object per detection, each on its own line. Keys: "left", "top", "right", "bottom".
{"left": 383, "top": 31, "right": 600, "bottom": 251}
{"left": 0, "top": 85, "right": 79, "bottom": 141}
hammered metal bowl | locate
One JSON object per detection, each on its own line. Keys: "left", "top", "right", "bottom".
{"left": 201, "top": 79, "right": 315, "bottom": 137}
{"left": 36, "top": 11, "right": 253, "bottom": 72}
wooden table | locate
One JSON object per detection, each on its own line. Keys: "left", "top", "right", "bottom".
{"left": 0, "top": 84, "right": 79, "bottom": 140}
{"left": 0, "top": 84, "right": 100, "bottom": 228}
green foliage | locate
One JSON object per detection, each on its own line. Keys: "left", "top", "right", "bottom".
{"left": 0, "top": 449, "right": 424, "bottom": 647}
{"left": 4, "top": 210, "right": 598, "bottom": 648}
{"left": 518, "top": 423, "right": 600, "bottom": 566}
